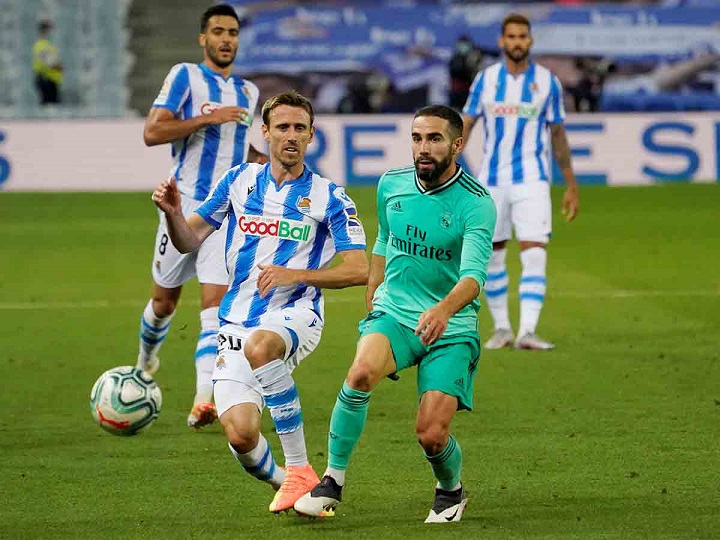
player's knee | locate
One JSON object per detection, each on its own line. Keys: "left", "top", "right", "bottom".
{"left": 152, "top": 297, "right": 176, "bottom": 317}
{"left": 416, "top": 423, "right": 449, "bottom": 455}
{"left": 225, "top": 426, "right": 259, "bottom": 453}
{"left": 346, "top": 361, "right": 381, "bottom": 392}
{"left": 243, "top": 335, "right": 284, "bottom": 368}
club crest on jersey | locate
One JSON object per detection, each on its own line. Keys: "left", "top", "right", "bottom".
{"left": 200, "top": 101, "right": 223, "bottom": 115}
{"left": 440, "top": 213, "right": 452, "bottom": 228}
{"left": 238, "top": 214, "right": 311, "bottom": 242}
{"left": 296, "top": 196, "right": 312, "bottom": 214}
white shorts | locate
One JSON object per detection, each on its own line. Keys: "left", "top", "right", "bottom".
{"left": 151, "top": 194, "right": 229, "bottom": 288}
{"left": 213, "top": 307, "right": 323, "bottom": 416}
{"left": 489, "top": 182, "right": 552, "bottom": 244}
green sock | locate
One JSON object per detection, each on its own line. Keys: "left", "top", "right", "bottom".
{"left": 425, "top": 435, "right": 463, "bottom": 490}
{"left": 328, "top": 381, "right": 371, "bottom": 470}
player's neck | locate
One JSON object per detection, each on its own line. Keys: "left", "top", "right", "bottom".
{"left": 270, "top": 162, "right": 305, "bottom": 187}
{"left": 202, "top": 60, "right": 232, "bottom": 79}
{"left": 504, "top": 57, "right": 530, "bottom": 76}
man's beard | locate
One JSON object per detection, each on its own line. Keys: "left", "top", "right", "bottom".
{"left": 207, "top": 47, "right": 236, "bottom": 68}
{"left": 415, "top": 155, "right": 453, "bottom": 185}
{"left": 505, "top": 47, "right": 529, "bottom": 63}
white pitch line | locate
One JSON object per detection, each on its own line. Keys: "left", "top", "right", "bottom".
{"left": 0, "top": 289, "right": 718, "bottom": 310}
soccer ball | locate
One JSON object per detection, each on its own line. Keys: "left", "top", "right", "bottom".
{"left": 89, "top": 366, "right": 162, "bottom": 436}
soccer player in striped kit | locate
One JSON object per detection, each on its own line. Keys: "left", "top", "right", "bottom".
{"left": 461, "top": 12, "right": 580, "bottom": 350}
{"left": 136, "top": 4, "right": 268, "bottom": 429}
{"left": 151, "top": 91, "right": 368, "bottom": 513}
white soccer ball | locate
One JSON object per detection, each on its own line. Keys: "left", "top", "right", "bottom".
{"left": 89, "top": 366, "right": 162, "bottom": 436}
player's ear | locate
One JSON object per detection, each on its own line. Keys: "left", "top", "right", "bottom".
{"left": 261, "top": 123, "right": 269, "bottom": 142}
{"left": 308, "top": 125, "right": 315, "bottom": 144}
{"left": 497, "top": 35, "right": 504, "bottom": 50}
{"left": 453, "top": 135, "right": 464, "bottom": 155}
{"left": 198, "top": 33, "right": 206, "bottom": 48}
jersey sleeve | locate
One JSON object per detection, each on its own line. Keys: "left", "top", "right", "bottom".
{"left": 462, "top": 70, "right": 485, "bottom": 118}
{"left": 152, "top": 64, "right": 190, "bottom": 115}
{"left": 195, "top": 164, "right": 248, "bottom": 228}
{"left": 459, "top": 195, "right": 497, "bottom": 288}
{"left": 547, "top": 74, "right": 565, "bottom": 125}
{"left": 371, "top": 174, "right": 390, "bottom": 257}
{"left": 325, "top": 185, "right": 367, "bottom": 252}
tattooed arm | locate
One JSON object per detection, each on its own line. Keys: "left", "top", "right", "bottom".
{"left": 550, "top": 123, "right": 579, "bottom": 221}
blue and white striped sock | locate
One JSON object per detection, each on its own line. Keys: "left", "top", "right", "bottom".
{"left": 519, "top": 247, "right": 547, "bottom": 336}
{"left": 194, "top": 307, "right": 219, "bottom": 404}
{"left": 228, "top": 436, "right": 285, "bottom": 490}
{"left": 484, "top": 248, "right": 512, "bottom": 330}
{"left": 254, "top": 359, "right": 307, "bottom": 467}
{"left": 138, "top": 300, "right": 173, "bottom": 362}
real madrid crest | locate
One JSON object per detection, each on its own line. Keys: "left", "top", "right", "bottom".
{"left": 440, "top": 212, "right": 452, "bottom": 229}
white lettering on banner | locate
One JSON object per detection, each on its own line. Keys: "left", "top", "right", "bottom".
{"left": 533, "top": 25, "right": 720, "bottom": 56}
{"left": 1, "top": 114, "right": 718, "bottom": 191}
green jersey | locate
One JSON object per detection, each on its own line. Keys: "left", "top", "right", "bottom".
{"left": 371, "top": 165, "right": 496, "bottom": 336}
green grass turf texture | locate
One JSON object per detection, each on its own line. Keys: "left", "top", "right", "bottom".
{"left": 1, "top": 184, "right": 719, "bottom": 540}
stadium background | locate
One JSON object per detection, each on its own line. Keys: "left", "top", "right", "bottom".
{"left": 1, "top": 0, "right": 719, "bottom": 189}
{"left": 1, "top": 1, "right": 719, "bottom": 539}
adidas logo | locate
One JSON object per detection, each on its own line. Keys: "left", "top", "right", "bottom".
{"left": 454, "top": 378, "right": 464, "bottom": 387}
{"left": 390, "top": 201, "right": 403, "bottom": 212}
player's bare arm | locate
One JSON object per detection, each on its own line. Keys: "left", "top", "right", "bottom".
{"left": 415, "top": 277, "right": 480, "bottom": 346}
{"left": 143, "top": 106, "right": 252, "bottom": 146}
{"left": 550, "top": 123, "right": 580, "bottom": 222}
{"left": 461, "top": 114, "right": 477, "bottom": 148}
{"left": 152, "top": 178, "right": 215, "bottom": 252}
{"left": 365, "top": 254, "right": 386, "bottom": 312}
{"left": 256, "top": 249, "right": 369, "bottom": 298}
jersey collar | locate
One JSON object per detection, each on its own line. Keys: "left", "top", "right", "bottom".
{"left": 414, "top": 164, "right": 463, "bottom": 195}
{"left": 199, "top": 62, "right": 233, "bottom": 82}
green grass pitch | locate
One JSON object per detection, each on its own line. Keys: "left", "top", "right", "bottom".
{"left": 1, "top": 184, "right": 719, "bottom": 539}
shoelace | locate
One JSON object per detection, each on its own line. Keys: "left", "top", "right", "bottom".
{"left": 278, "top": 470, "right": 310, "bottom": 494}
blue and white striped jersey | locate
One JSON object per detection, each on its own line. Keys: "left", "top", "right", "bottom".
{"left": 153, "top": 62, "right": 260, "bottom": 201}
{"left": 196, "top": 163, "right": 367, "bottom": 328}
{"left": 463, "top": 61, "right": 565, "bottom": 186}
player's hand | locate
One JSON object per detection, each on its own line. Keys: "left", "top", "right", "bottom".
{"left": 207, "top": 106, "right": 251, "bottom": 126}
{"left": 253, "top": 152, "right": 269, "bottom": 165}
{"left": 152, "top": 177, "right": 181, "bottom": 214}
{"left": 562, "top": 187, "right": 579, "bottom": 222}
{"left": 415, "top": 304, "right": 452, "bottom": 347}
{"left": 256, "top": 264, "right": 299, "bottom": 298}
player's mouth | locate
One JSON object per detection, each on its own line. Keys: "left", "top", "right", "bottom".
{"left": 283, "top": 146, "right": 299, "bottom": 154}
{"left": 417, "top": 158, "right": 435, "bottom": 169}
{"left": 219, "top": 46, "right": 233, "bottom": 54}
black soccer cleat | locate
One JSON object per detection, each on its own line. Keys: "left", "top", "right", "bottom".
{"left": 293, "top": 475, "right": 343, "bottom": 517}
{"left": 424, "top": 485, "right": 468, "bottom": 523}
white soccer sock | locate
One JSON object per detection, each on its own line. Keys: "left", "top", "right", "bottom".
{"left": 228, "top": 437, "right": 285, "bottom": 490}
{"left": 325, "top": 467, "right": 346, "bottom": 486}
{"left": 253, "top": 360, "right": 308, "bottom": 467}
{"left": 194, "top": 307, "right": 219, "bottom": 404}
{"left": 518, "top": 247, "right": 547, "bottom": 336}
{"left": 138, "top": 299, "right": 174, "bottom": 362}
{"left": 484, "top": 248, "right": 511, "bottom": 330}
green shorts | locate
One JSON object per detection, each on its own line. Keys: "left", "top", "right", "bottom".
{"left": 358, "top": 311, "right": 481, "bottom": 411}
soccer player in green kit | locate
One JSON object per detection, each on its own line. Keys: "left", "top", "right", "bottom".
{"left": 295, "top": 105, "right": 496, "bottom": 523}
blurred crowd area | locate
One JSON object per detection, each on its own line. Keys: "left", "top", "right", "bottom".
{"left": 1, "top": 0, "right": 718, "bottom": 118}
{"left": 233, "top": 0, "right": 720, "bottom": 114}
